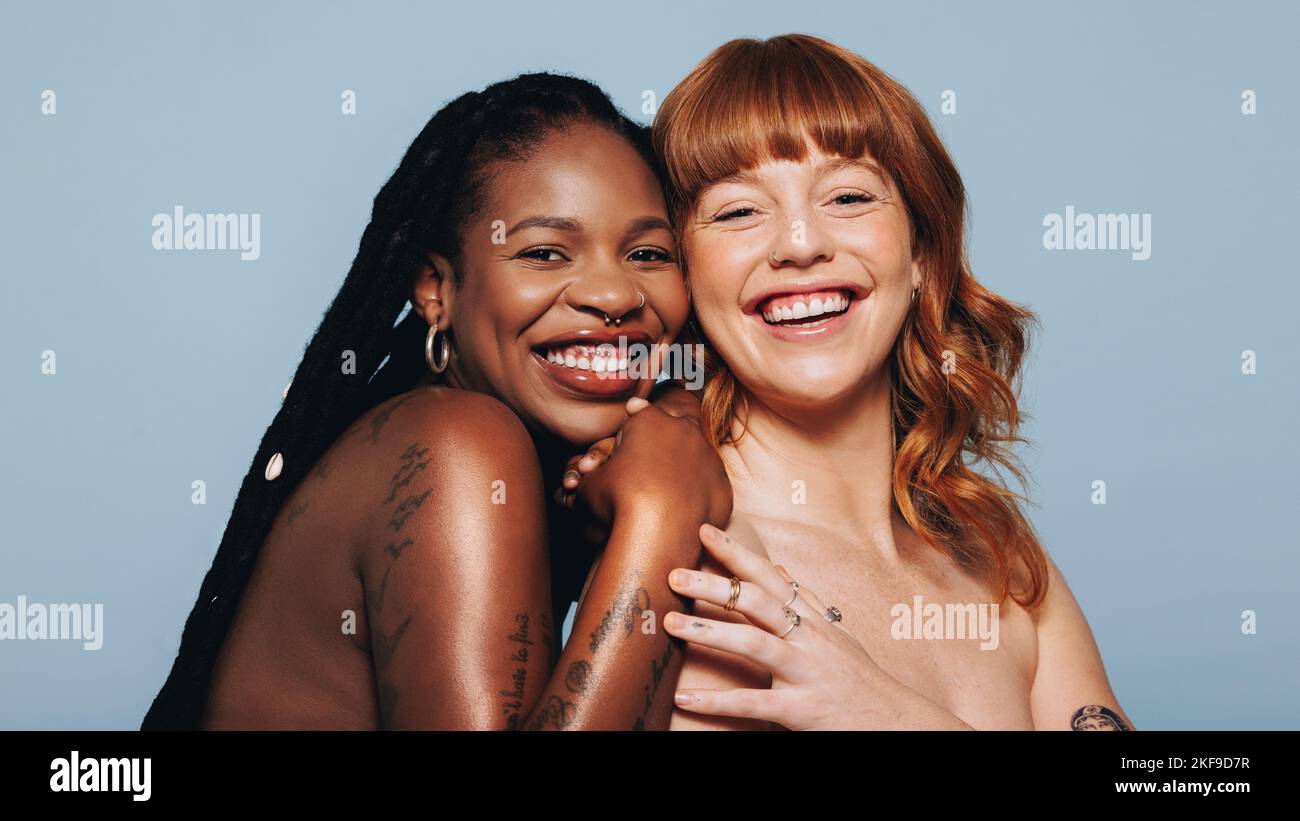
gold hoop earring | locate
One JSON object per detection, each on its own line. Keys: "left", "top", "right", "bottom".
{"left": 425, "top": 324, "right": 450, "bottom": 374}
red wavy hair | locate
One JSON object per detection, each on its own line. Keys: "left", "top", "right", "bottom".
{"left": 653, "top": 34, "right": 1048, "bottom": 609}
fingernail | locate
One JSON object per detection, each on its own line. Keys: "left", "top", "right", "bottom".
{"left": 563, "top": 470, "right": 580, "bottom": 486}
{"left": 669, "top": 570, "right": 692, "bottom": 588}
{"left": 664, "top": 612, "right": 684, "bottom": 630}
{"left": 674, "top": 691, "right": 696, "bottom": 706}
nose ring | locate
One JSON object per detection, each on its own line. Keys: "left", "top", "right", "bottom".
{"left": 602, "top": 292, "right": 646, "bottom": 326}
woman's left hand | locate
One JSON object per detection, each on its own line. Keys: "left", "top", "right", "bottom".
{"left": 664, "top": 523, "right": 975, "bottom": 730}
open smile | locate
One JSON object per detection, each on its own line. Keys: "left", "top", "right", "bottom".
{"left": 748, "top": 286, "right": 868, "bottom": 342}
{"left": 529, "top": 330, "right": 652, "bottom": 399}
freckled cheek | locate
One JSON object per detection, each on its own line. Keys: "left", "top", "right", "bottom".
{"left": 684, "top": 239, "right": 753, "bottom": 325}
{"left": 841, "top": 231, "right": 913, "bottom": 289}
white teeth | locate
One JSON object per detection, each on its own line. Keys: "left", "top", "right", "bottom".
{"left": 761, "top": 291, "right": 853, "bottom": 325}
{"left": 541, "top": 344, "right": 629, "bottom": 373}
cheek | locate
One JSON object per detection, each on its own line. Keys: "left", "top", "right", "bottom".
{"left": 684, "top": 236, "right": 753, "bottom": 314}
{"left": 646, "top": 277, "right": 690, "bottom": 336}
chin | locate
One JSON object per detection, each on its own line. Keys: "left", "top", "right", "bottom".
{"left": 533, "top": 405, "right": 627, "bottom": 446}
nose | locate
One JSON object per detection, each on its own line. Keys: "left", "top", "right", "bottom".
{"left": 563, "top": 269, "right": 646, "bottom": 326}
{"left": 767, "top": 215, "right": 834, "bottom": 269}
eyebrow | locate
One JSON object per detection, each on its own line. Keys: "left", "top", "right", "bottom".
{"left": 623, "top": 216, "right": 673, "bottom": 239}
{"left": 508, "top": 215, "right": 672, "bottom": 239}
{"left": 508, "top": 216, "right": 581, "bottom": 235}
{"left": 818, "top": 156, "right": 887, "bottom": 182}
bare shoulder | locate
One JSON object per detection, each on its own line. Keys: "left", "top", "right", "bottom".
{"left": 1027, "top": 550, "right": 1134, "bottom": 730}
{"left": 314, "top": 386, "right": 545, "bottom": 563}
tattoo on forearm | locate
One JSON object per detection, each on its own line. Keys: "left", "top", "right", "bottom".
{"left": 501, "top": 612, "right": 535, "bottom": 730}
{"left": 588, "top": 570, "right": 651, "bottom": 653}
{"left": 523, "top": 695, "right": 577, "bottom": 730}
{"left": 564, "top": 660, "right": 591, "bottom": 694}
{"left": 632, "top": 636, "right": 679, "bottom": 730}
{"left": 1071, "top": 705, "right": 1130, "bottom": 731}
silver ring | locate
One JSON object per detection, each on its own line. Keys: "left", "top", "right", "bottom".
{"left": 636, "top": 291, "right": 645, "bottom": 310}
{"left": 777, "top": 606, "right": 801, "bottom": 638}
{"left": 824, "top": 606, "right": 843, "bottom": 624}
{"left": 782, "top": 580, "right": 800, "bottom": 608}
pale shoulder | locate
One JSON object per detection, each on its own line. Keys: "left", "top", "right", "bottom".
{"left": 1026, "top": 550, "right": 1133, "bottom": 729}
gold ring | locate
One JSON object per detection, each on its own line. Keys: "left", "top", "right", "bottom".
{"left": 724, "top": 577, "right": 741, "bottom": 611}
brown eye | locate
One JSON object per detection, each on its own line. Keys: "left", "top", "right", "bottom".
{"left": 628, "top": 247, "right": 674, "bottom": 264}
{"left": 517, "top": 247, "right": 568, "bottom": 262}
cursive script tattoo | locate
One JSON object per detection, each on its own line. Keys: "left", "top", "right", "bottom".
{"left": 589, "top": 570, "right": 651, "bottom": 653}
{"left": 501, "top": 612, "right": 534, "bottom": 730}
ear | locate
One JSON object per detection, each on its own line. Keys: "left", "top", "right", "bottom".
{"left": 910, "top": 257, "right": 923, "bottom": 293}
{"left": 411, "top": 252, "right": 456, "bottom": 330}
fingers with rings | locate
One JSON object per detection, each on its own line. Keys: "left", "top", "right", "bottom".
{"left": 667, "top": 567, "right": 804, "bottom": 639}
{"left": 663, "top": 610, "right": 798, "bottom": 673}
{"left": 697, "top": 524, "right": 830, "bottom": 623}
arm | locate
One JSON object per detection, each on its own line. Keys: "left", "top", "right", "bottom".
{"left": 358, "top": 388, "right": 728, "bottom": 730}
{"left": 543, "top": 399, "right": 732, "bottom": 729}
{"left": 1028, "top": 555, "right": 1135, "bottom": 730}
{"left": 357, "top": 389, "right": 554, "bottom": 729}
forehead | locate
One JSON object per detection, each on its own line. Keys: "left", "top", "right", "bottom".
{"left": 479, "top": 124, "right": 666, "bottom": 219}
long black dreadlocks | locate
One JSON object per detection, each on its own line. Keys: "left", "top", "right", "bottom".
{"left": 142, "top": 73, "right": 659, "bottom": 729}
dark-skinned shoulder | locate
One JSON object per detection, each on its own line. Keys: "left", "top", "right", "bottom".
{"left": 330, "top": 386, "right": 553, "bottom": 728}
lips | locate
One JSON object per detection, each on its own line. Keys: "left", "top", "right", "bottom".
{"left": 530, "top": 329, "right": 653, "bottom": 399}
{"left": 746, "top": 285, "right": 869, "bottom": 342}
{"left": 757, "top": 288, "right": 853, "bottom": 325}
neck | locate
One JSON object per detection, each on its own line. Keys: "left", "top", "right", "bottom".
{"left": 727, "top": 365, "right": 910, "bottom": 559}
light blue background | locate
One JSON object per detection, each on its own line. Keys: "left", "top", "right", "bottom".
{"left": 2, "top": 0, "right": 1296, "bottom": 729}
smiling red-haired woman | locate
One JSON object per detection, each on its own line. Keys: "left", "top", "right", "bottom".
{"left": 644, "top": 34, "right": 1132, "bottom": 731}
